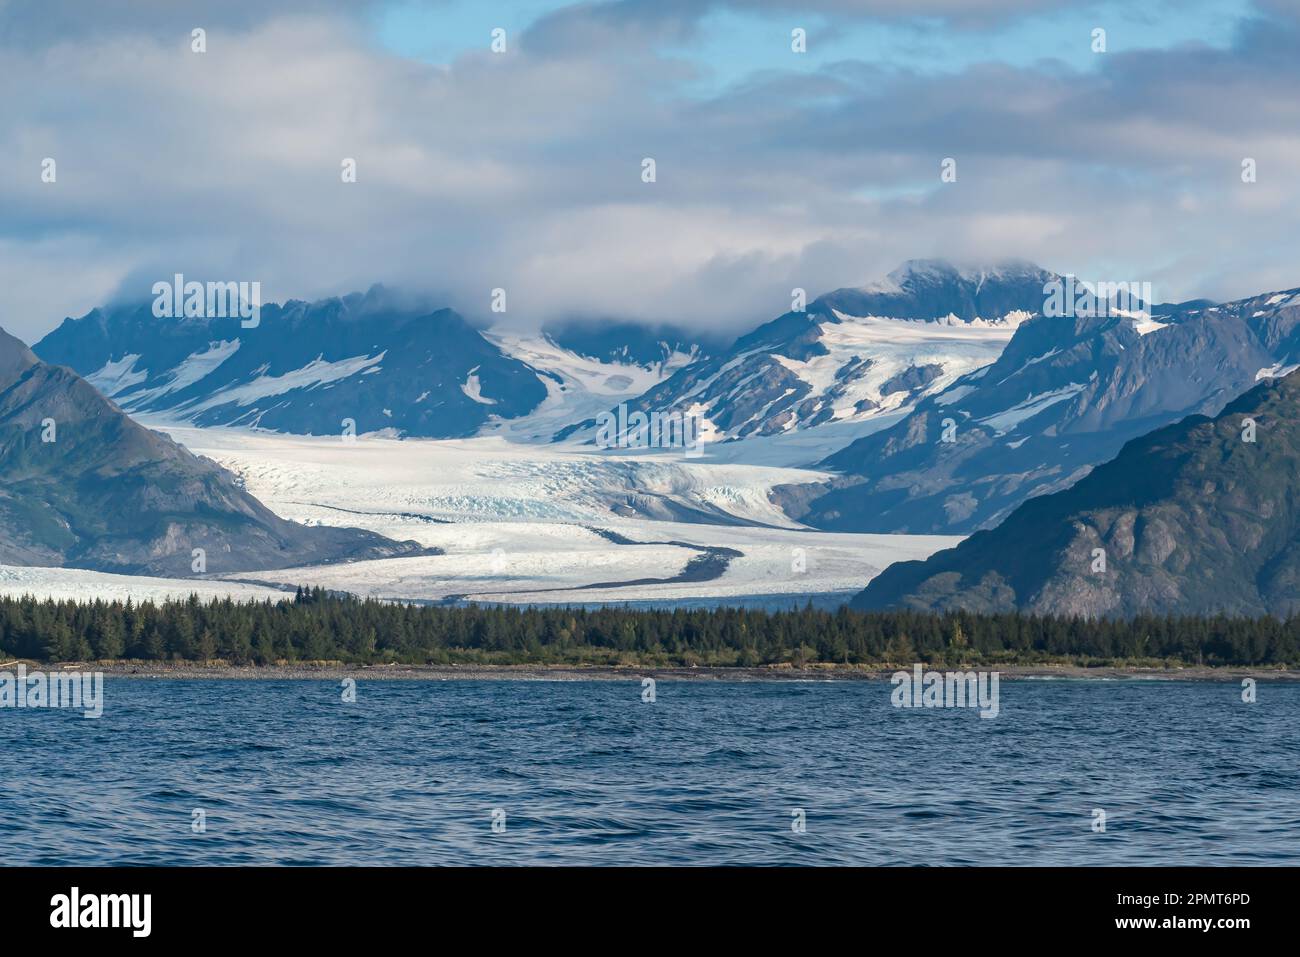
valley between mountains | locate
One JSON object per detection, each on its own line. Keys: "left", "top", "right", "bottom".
{"left": 7, "top": 258, "right": 1300, "bottom": 617}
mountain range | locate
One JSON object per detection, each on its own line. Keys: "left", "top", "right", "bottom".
{"left": 0, "top": 326, "right": 427, "bottom": 577}
{"left": 36, "top": 262, "right": 1062, "bottom": 450}
{"left": 855, "top": 368, "right": 1300, "bottom": 618}
{"left": 778, "top": 285, "right": 1300, "bottom": 535}
{"left": 29, "top": 259, "right": 1300, "bottom": 618}
{"left": 34, "top": 288, "right": 704, "bottom": 442}
{"left": 558, "top": 260, "right": 1052, "bottom": 442}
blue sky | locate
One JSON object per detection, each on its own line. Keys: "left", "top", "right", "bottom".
{"left": 372, "top": 0, "right": 1254, "bottom": 85}
{"left": 0, "top": 0, "right": 1296, "bottom": 342}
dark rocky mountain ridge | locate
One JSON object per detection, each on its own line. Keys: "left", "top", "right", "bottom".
{"left": 854, "top": 368, "right": 1300, "bottom": 618}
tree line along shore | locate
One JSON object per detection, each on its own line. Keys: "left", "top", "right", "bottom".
{"left": 0, "top": 588, "right": 1297, "bottom": 668}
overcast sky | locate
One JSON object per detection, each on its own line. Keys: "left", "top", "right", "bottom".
{"left": 2, "top": 0, "right": 1298, "bottom": 343}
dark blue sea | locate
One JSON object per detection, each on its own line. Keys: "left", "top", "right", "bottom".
{"left": 2, "top": 678, "right": 1296, "bottom": 865}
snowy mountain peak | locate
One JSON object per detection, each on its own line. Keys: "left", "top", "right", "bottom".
{"left": 35, "top": 292, "right": 705, "bottom": 442}
{"left": 880, "top": 258, "right": 1051, "bottom": 291}
{"left": 35, "top": 296, "right": 551, "bottom": 438}
{"left": 816, "top": 259, "right": 1059, "bottom": 328}
{"left": 557, "top": 260, "right": 1063, "bottom": 446}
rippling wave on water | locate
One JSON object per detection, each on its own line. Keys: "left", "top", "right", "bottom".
{"left": 2, "top": 679, "right": 1296, "bottom": 865}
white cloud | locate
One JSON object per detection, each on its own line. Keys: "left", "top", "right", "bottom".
{"left": 0, "top": 2, "right": 1298, "bottom": 346}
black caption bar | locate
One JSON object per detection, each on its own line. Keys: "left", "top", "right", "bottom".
{"left": 0, "top": 866, "right": 1275, "bottom": 944}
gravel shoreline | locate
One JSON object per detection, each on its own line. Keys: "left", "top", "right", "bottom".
{"left": 8, "top": 661, "right": 1292, "bottom": 681}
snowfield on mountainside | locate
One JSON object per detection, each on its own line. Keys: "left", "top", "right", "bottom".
{"left": 0, "top": 565, "right": 287, "bottom": 603}
{"left": 137, "top": 421, "right": 960, "bottom": 607}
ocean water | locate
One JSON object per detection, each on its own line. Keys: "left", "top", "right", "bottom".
{"left": 1, "top": 678, "right": 1296, "bottom": 866}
